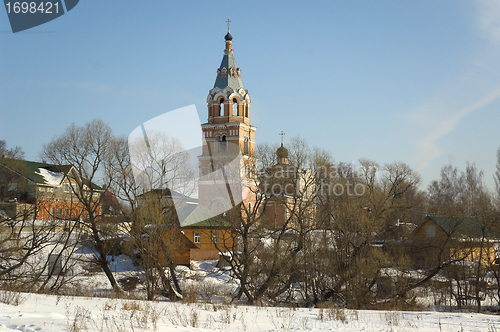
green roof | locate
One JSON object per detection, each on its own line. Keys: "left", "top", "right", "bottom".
{"left": 0, "top": 158, "right": 102, "bottom": 190}
{"left": 181, "top": 205, "right": 232, "bottom": 228}
{"left": 0, "top": 158, "right": 70, "bottom": 184}
{"left": 426, "top": 215, "right": 496, "bottom": 239}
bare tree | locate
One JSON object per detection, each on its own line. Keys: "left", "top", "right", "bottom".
{"left": 215, "top": 137, "right": 318, "bottom": 305}
{"left": 0, "top": 140, "right": 24, "bottom": 160}
{"left": 126, "top": 196, "right": 183, "bottom": 301}
{"left": 41, "top": 119, "right": 121, "bottom": 292}
{"left": 427, "top": 162, "right": 490, "bottom": 217}
{"left": 424, "top": 163, "right": 497, "bottom": 312}
{"left": 111, "top": 132, "right": 196, "bottom": 301}
{"left": 311, "top": 159, "right": 423, "bottom": 308}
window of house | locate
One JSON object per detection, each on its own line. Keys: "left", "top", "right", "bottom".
{"left": 194, "top": 232, "right": 201, "bottom": 244}
{"left": 64, "top": 209, "right": 69, "bottom": 219}
{"left": 64, "top": 183, "right": 70, "bottom": 192}
{"left": 57, "top": 208, "right": 62, "bottom": 219}
{"left": 38, "top": 186, "right": 45, "bottom": 192}
{"left": 426, "top": 225, "right": 435, "bottom": 238}
{"left": 50, "top": 207, "right": 55, "bottom": 220}
{"left": 211, "top": 232, "right": 219, "bottom": 244}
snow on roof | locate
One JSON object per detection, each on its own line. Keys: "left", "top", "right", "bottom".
{"left": 35, "top": 167, "right": 64, "bottom": 185}
{"left": 0, "top": 210, "right": 9, "bottom": 219}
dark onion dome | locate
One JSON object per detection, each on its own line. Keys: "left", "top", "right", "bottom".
{"left": 276, "top": 144, "right": 288, "bottom": 159}
{"left": 225, "top": 31, "right": 233, "bottom": 41}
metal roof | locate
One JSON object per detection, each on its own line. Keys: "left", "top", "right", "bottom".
{"left": 424, "top": 215, "right": 496, "bottom": 239}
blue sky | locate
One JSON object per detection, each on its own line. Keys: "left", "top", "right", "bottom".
{"left": 1, "top": 1, "right": 500, "bottom": 191}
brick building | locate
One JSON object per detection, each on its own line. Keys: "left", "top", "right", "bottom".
{"left": 0, "top": 156, "right": 102, "bottom": 223}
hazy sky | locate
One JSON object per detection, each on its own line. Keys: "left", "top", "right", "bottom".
{"left": 2, "top": 1, "right": 500, "bottom": 190}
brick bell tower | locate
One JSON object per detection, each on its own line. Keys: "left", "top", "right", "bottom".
{"left": 198, "top": 24, "right": 257, "bottom": 208}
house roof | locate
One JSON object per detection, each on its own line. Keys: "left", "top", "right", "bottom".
{"left": 0, "top": 157, "right": 102, "bottom": 190}
{"left": 180, "top": 205, "right": 232, "bottom": 228}
{"left": 137, "top": 188, "right": 197, "bottom": 203}
{"left": 375, "top": 222, "right": 417, "bottom": 243}
{"left": 0, "top": 158, "right": 70, "bottom": 185}
{"left": 424, "top": 215, "right": 496, "bottom": 239}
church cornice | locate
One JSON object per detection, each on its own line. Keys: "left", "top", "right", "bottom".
{"left": 201, "top": 122, "right": 256, "bottom": 130}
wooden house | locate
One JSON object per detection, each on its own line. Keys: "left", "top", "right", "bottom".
{"left": 411, "top": 215, "right": 497, "bottom": 269}
{"left": 180, "top": 205, "right": 236, "bottom": 260}
{"left": 154, "top": 227, "right": 198, "bottom": 266}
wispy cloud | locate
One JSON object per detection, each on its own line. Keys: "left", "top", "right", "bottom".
{"left": 476, "top": 0, "right": 500, "bottom": 45}
{"left": 411, "top": 1, "right": 500, "bottom": 172}
{"left": 414, "top": 87, "right": 500, "bottom": 171}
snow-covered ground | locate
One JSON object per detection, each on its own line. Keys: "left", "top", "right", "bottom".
{"left": 2, "top": 239, "right": 500, "bottom": 331}
{"left": 0, "top": 291, "right": 499, "bottom": 332}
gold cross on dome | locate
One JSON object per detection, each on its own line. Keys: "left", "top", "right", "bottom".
{"left": 279, "top": 131, "right": 285, "bottom": 145}
{"left": 226, "top": 19, "right": 231, "bottom": 32}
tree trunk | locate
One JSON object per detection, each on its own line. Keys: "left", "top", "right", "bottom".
{"left": 91, "top": 221, "right": 120, "bottom": 292}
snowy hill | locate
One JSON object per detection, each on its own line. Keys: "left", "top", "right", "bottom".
{"left": 0, "top": 291, "right": 498, "bottom": 332}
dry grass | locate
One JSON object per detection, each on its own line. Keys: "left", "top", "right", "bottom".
{"left": 181, "top": 279, "right": 230, "bottom": 305}
{"left": 64, "top": 298, "right": 167, "bottom": 332}
{"left": 0, "top": 290, "right": 25, "bottom": 306}
{"left": 316, "top": 304, "right": 359, "bottom": 326}
{"left": 121, "top": 301, "right": 142, "bottom": 311}
{"left": 382, "top": 311, "right": 401, "bottom": 327}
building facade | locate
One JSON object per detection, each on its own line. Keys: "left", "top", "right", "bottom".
{"left": 0, "top": 157, "right": 102, "bottom": 223}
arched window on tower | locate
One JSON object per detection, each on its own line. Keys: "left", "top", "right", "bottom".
{"left": 232, "top": 98, "right": 238, "bottom": 116}
{"left": 215, "top": 135, "right": 227, "bottom": 153}
{"left": 220, "top": 135, "right": 227, "bottom": 152}
{"left": 219, "top": 98, "right": 224, "bottom": 117}
{"left": 245, "top": 105, "right": 249, "bottom": 118}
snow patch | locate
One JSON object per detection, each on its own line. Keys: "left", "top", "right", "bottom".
{"left": 35, "top": 168, "right": 64, "bottom": 185}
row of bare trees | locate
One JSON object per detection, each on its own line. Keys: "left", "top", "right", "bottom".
{"left": 40, "top": 120, "right": 193, "bottom": 299}
{"left": 0, "top": 142, "right": 83, "bottom": 293}
{"left": 209, "top": 138, "right": 423, "bottom": 307}
{"left": 213, "top": 138, "right": 500, "bottom": 310}
{"left": 2, "top": 123, "right": 500, "bottom": 310}
{"left": 0, "top": 122, "right": 189, "bottom": 299}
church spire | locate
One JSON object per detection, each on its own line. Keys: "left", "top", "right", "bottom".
{"left": 277, "top": 131, "right": 289, "bottom": 165}
{"left": 225, "top": 19, "right": 233, "bottom": 51}
{"left": 206, "top": 24, "right": 251, "bottom": 125}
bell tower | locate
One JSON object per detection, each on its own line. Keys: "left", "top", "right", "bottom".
{"left": 199, "top": 25, "right": 257, "bottom": 200}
